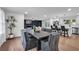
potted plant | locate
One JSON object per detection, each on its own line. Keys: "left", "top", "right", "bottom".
{"left": 72, "top": 19, "right": 76, "bottom": 24}
{"left": 6, "top": 16, "right": 16, "bottom": 38}
{"left": 64, "top": 19, "right": 72, "bottom": 26}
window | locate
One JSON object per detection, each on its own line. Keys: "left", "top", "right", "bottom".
{"left": 0, "top": 8, "right": 6, "bottom": 45}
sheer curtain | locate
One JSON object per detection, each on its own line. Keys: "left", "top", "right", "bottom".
{"left": 0, "top": 8, "right": 6, "bottom": 46}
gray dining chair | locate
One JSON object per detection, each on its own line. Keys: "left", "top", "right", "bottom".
{"left": 21, "top": 29, "right": 37, "bottom": 51}
{"left": 21, "top": 29, "right": 27, "bottom": 49}
{"left": 41, "top": 32, "right": 60, "bottom": 51}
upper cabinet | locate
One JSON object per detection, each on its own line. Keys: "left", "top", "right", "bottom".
{"left": 24, "top": 19, "right": 42, "bottom": 28}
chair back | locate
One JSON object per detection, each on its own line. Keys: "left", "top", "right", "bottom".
{"left": 48, "top": 32, "right": 60, "bottom": 51}
{"left": 21, "top": 29, "right": 31, "bottom": 49}
{"left": 61, "top": 26, "right": 65, "bottom": 31}
{"left": 21, "top": 29, "right": 27, "bottom": 49}
{"left": 55, "top": 25, "right": 58, "bottom": 30}
{"left": 21, "top": 28, "right": 37, "bottom": 50}
{"left": 51, "top": 25, "right": 53, "bottom": 29}
{"left": 53, "top": 24, "right": 58, "bottom": 30}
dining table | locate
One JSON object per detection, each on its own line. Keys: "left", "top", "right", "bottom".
{"left": 26, "top": 29, "right": 50, "bottom": 50}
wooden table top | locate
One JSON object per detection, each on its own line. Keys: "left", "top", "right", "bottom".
{"left": 27, "top": 30, "right": 50, "bottom": 39}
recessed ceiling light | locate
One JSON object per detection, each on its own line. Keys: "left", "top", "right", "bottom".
{"left": 77, "top": 13, "right": 79, "bottom": 15}
{"left": 24, "top": 11, "right": 28, "bottom": 14}
{"left": 67, "top": 8, "right": 72, "bottom": 11}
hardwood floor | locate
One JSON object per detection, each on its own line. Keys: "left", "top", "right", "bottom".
{"left": 59, "top": 35, "right": 79, "bottom": 51}
{"left": 0, "top": 37, "right": 24, "bottom": 51}
{"left": 0, "top": 35, "right": 79, "bottom": 51}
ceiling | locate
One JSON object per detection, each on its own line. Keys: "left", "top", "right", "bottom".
{"left": 2, "top": 7, "right": 79, "bottom": 18}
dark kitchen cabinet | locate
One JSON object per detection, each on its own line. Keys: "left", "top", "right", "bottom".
{"left": 24, "top": 19, "right": 42, "bottom": 29}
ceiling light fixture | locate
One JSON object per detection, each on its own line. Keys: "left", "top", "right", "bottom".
{"left": 24, "top": 11, "right": 28, "bottom": 14}
{"left": 77, "top": 13, "right": 79, "bottom": 15}
{"left": 67, "top": 8, "right": 72, "bottom": 11}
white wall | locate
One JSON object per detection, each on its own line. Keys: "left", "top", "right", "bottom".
{"left": 76, "top": 16, "right": 79, "bottom": 25}
{"left": 6, "top": 12, "right": 24, "bottom": 37}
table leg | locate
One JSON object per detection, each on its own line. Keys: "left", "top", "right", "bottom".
{"left": 37, "top": 40, "right": 41, "bottom": 50}
{"left": 64, "top": 31, "right": 65, "bottom": 37}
